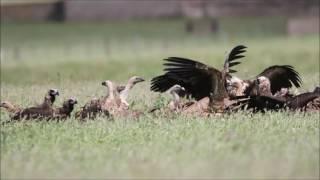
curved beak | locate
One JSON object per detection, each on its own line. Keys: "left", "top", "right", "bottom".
{"left": 69, "top": 98, "right": 78, "bottom": 105}
{"left": 136, "top": 77, "right": 145, "bottom": 83}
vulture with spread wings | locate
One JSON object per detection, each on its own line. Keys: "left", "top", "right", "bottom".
{"left": 151, "top": 45, "right": 247, "bottom": 112}
{"left": 227, "top": 65, "right": 302, "bottom": 97}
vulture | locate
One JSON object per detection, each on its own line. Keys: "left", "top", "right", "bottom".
{"left": 75, "top": 80, "right": 115, "bottom": 121}
{"left": 149, "top": 84, "right": 211, "bottom": 117}
{"left": 148, "top": 84, "right": 186, "bottom": 115}
{"left": 181, "top": 97, "right": 211, "bottom": 117}
{"left": 101, "top": 80, "right": 143, "bottom": 119}
{"left": 306, "top": 96, "right": 320, "bottom": 112}
{"left": 227, "top": 65, "right": 302, "bottom": 97}
{"left": 53, "top": 97, "right": 78, "bottom": 120}
{"left": 167, "top": 84, "right": 185, "bottom": 111}
{"left": 236, "top": 78, "right": 320, "bottom": 112}
{"left": 75, "top": 98, "right": 110, "bottom": 120}
{"left": 76, "top": 76, "right": 144, "bottom": 121}
{"left": 101, "top": 80, "right": 123, "bottom": 114}
{"left": 0, "top": 101, "right": 22, "bottom": 120}
{"left": 13, "top": 89, "right": 59, "bottom": 120}
{"left": 151, "top": 45, "right": 247, "bottom": 113}
{"left": 118, "top": 76, "right": 145, "bottom": 107}
{"left": 37, "top": 89, "right": 60, "bottom": 108}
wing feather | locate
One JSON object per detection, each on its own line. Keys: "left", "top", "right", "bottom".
{"left": 258, "top": 65, "right": 302, "bottom": 94}
{"left": 151, "top": 57, "right": 219, "bottom": 100}
{"left": 223, "top": 45, "right": 247, "bottom": 73}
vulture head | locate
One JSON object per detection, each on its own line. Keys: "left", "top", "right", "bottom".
{"left": 256, "top": 76, "right": 272, "bottom": 96}
{"left": 62, "top": 97, "right": 78, "bottom": 112}
{"left": 45, "top": 89, "right": 59, "bottom": 105}
{"left": 101, "top": 80, "right": 119, "bottom": 100}
{"left": 167, "top": 84, "right": 185, "bottom": 111}
{"left": 116, "top": 76, "right": 145, "bottom": 106}
{"left": 101, "top": 80, "right": 113, "bottom": 88}
{"left": 167, "top": 84, "right": 185, "bottom": 95}
{"left": 0, "top": 101, "right": 16, "bottom": 112}
{"left": 226, "top": 76, "right": 249, "bottom": 97}
{"left": 129, "top": 76, "right": 145, "bottom": 85}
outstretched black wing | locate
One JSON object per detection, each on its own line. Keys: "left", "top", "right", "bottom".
{"left": 223, "top": 45, "right": 247, "bottom": 73}
{"left": 151, "top": 57, "right": 221, "bottom": 100}
{"left": 151, "top": 45, "right": 247, "bottom": 100}
{"left": 257, "top": 65, "right": 302, "bottom": 94}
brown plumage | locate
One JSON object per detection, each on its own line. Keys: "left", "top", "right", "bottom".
{"left": 53, "top": 97, "right": 78, "bottom": 120}
{"left": 306, "top": 97, "right": 320, "bottom": 112}
{"left": 150, "top": 84, "right": 211, "bottom": 117}
{"left": 75, "top": 77, "right": 143, "bottom": 121}
{"left": 149, "top": 84, "right": 185, "bottom": 114}
{"left": 13, "top": 89, "right": 59, "bottom": 120}
{"left": 38, "top": 89, "right": 60, "bottom": 108}
{"left": 235, "top": 82, "right": 319, "bottom": 112}
{"left": 151, "top": 45, "right": 247, "bottom": 113}
{"left": 75, "top": 98, "right": 110, "bottom": 120}
{"left": 101, "top": 80, "right": 144, "bottom": 119}
{"left": 227, "top": 65, "right": 302, "bottom": 97}
{"left": 181, "top": 97, "right": 211, "bottom": 117}
{"left": 0, "top": 101, "right": 22, "bottom": 120}
{"left": 101, "top": 80, "right": 123, "bottom": 114}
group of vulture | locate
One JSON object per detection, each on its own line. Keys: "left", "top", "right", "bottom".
{"left": 1, "top": 45, "right": 319, "bottom": 122}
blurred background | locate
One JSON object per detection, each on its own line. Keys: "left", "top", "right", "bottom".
{"left": 1, "top": 0, "right": 319, "bottom": 87}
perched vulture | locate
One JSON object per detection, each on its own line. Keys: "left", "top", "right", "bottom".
{"left": 151, "top": 45, "right": 247, "bottom": 112}
{"left": 227, "top": 65, "right": 302, "bottom": 97}
{"left": 76, "top": 80, "right": 120, "bottom": 121}
{"left": 306, "top": 96, "right": 320, "bottom": 112}
{"left": 76, "top": 76, "right": 144, "bottom": 121}
{"left": 167, "top": 84, "right": 185, "bottom": 111}
{"left": 37, "top": 89, "right": 60, "bottom": 108}
{"left": 101, "top": 80, "right": 123, "bottom": 114}
{"left": 101, "top": 80, "right": 143, "bottom": 119}
{"left": 181, "top": 97, "right": 211, "bottom": 117}
{"left": 13, "top": 89, "right": 59, "bottom": 120}
{"left": 236, "top": 81, "right": 319, "bottom": 112}
{"left": 75, "top": 98, "right": 110, "bottom": 120}
{"left": 75, "top": 80, "right": 115, "bottom": 121}
{"left": 53, "top": 97, "right": 78, "bottom": 120}
{"left": 148, "top": 84, "right": 186, "bottom": 115}
{"left": 149, "top": 84, "right": 214, "bottom": 117}
{"left": 0, "top": 101, "right": 21, "bottom": 120}
{"left": 118, "top": 76, "right": 145, "bottom": 107}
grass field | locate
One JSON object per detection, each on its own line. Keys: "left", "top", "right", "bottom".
{"left": 1, "top": 19, "right": 319, "bottom": 179}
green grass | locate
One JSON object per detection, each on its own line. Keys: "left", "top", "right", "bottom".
{"left": 1, "top": 19, "right": 319, "bottom": 179}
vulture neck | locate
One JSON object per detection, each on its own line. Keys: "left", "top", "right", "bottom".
{"left": 259, "top": 84, "right": 272, "bottom": 96}
{"left": 2, "top": 104, "right": 17, "bottom": 113}
{"left": 106, "top": 82, "right": 117, "bottom": 100}
{"left": 62, "top": 102, "right": 74, "bottom": 114}
{"left": 170, "top": 91, "right": 181, "bottom": 110}
{"left": 120, "top": 80, "right": 135, "bottom": 103}
{"left": 42, "top": 95, "right": 55, "bottom": 107}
